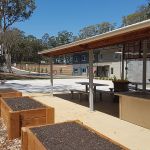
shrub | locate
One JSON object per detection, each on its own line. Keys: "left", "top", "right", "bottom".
{"left": 45, "top": 68, "right": 48, "bottom": 73}
{"left": 34, "top": 68, "right": 36, "bottom": 72}
{"left": 41, "top": 68, "right": 44, "bottom": 73}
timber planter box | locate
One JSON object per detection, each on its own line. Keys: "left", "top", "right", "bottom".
{"left": 113, "top": 81, "right": 129, "bottom": 92}
{"left": 116, "top": 92, "right": 150, "bottom": 129}
{"left": 1, "top": 96, "right": 54, "bottom": 140}
{"left": 0, "top": 88, "right": 22, "bottom": 117}
{"left": 21, "top": 121, "right": 128, "bottom": 150}
{"left": 0, "top": 88, "right": 22, "bottom": 98}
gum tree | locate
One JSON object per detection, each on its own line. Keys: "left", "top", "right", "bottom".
{"left": 0, "top": 0, "right": 36, "bottom": 72}
{"left": 0, "top": 28, "right": 23, "bottom": 71}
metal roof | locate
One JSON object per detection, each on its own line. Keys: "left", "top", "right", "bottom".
{"left": 39, "top": 19, "right": 150, "bottom": 56}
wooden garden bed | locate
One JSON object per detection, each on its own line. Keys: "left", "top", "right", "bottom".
{"left": 0, "top": 88, "right": 22, "bottom": 117}
{"left": 21, "top": 121, "right": 128, "bottom": 150}
{"left": 1, "top": 96, "right": 54, "bottom": 140}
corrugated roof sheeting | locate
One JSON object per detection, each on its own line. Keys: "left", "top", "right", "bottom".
{"left": 39, "top": 20, "right": 150, "bottom": 56}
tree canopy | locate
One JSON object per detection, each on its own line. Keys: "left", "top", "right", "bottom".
{"left": 122, "top": 1, "right": 150, "bottom": 26}
{"left": 0, "top": 0, "right": 36, "bottom": 31}
{"left": 1, "top": 0, "right": 150, "bottom": 67}
{"left": 0, "top": 0, "right": 36, "bottom": 72}
{"left": 79, "top": 22, "right": 116, "bottom": 39}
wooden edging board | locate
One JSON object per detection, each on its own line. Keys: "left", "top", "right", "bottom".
{"left": 1, "top": 96, "right": 54, "bottom": 140}
{"left": 0, "top": 88, "right": 22, "bottom": 98}
{"left": 21, "top": 120, "right": 129, "bottom": 150}
{"left": 0, "top": 88, "right": 22, "bottom": 117}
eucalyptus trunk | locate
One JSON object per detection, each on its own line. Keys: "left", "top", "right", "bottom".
{"left": 3, "top": 44, "right": 12, "bottom": 73}
{"left": 5, "top": 53, "right": 12, "bottom": 73}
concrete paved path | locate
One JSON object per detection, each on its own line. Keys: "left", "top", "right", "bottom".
{"left": 24, "top": 93, "right": 150, "bottom": 150}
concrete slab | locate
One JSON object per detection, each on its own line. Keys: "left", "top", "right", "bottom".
{"left": 1, "top": 78, "right": 150, "bottom": 150}
{"left": 24, "top": 93, "right": 150, "bottom": 150}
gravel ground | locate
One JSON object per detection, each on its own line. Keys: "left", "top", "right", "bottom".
{"left": 31, "top": 122, "right": 122, "bottom": 150}
{"left": 0, "top": 118, "right": 21, "bottom": 150}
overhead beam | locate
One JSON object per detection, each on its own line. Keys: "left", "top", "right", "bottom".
{"left": 79, "top": 44, "right": 91, "bottom": 50}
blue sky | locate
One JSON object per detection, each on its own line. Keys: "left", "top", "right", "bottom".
{"left": 13, "top": 0, "right": 148, "bottom": 38}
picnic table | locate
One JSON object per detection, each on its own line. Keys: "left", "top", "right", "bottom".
{"left": 129, "top": 82, "right": 142, "bottom": 91}
{"left": 70, "top": 82, "right": 109, "bottom": 101}
{"left": 76, "top": 82, "right": 109, "bottom": 93}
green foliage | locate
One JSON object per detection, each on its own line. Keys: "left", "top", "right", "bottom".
{"left": 1, "top": 0, "right": 150, "bottom": 67}
{"left": 122, "top": 2, "right": 150, "bottom": 26}
{"left": 0, "top": 0, "right": 36, "bottom": 31}
{"left": 94, "top": 76, "right": 113, "bottom": 80}
{"left": 41, "top": 31, "right": 74, "bottom": 49}
{"left": 37, "top": 67, "right": 40, "bottom": 73}
{"left": 112, "top": 75, "right": 129, "bottom": 82}
{"left": 79, "top": 22, "right": 116, "bottom": 39}
{"left": 45, "top": 68, "right": 48, "bottom": 73}
{"left": 34, "top": 68, "right": 37, "bottom": 72}
{"left": 0, "top": 55, "right": 5, "bottom": 67}
{"left": 48, "top": 36, "right": 58, "bottom": 48}
{"left": 112, "top": 75, "right": 117, "bottom": 81}
{"left": 42, "top": 33, "right": 50, "bottom": 48}
{"left": 0, "top": 28, "right": 24, "bottom": 54}
{"left": 0, "top": 0, "right": 36, "bottom": 72}
{"left": 57, "top": 31, "right": 74, "bottom": 45}
{"left": 41, "top": 68, "right": 44, "bottom": 73}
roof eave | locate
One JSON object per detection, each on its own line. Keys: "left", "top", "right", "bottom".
{"left": 39, "top": 19, "right": 150, "bottom": 56}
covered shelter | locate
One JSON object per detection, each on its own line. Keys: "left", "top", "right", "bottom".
{"left": 39, "top": 19, "right": 150, "bottom": 111}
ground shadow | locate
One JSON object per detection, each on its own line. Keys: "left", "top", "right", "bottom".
{"left": 54, "top": 92, "right": 119, "bottom": 118}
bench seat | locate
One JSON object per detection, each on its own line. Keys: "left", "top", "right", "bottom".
{"left": 96, "top": 89, "right": 114, "bottom": 101}
{"left": 70, "top": 89, "right": 89, "bottom": 101}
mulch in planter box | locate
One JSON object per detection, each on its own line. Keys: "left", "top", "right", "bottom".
{"left": 0, "top": 88, "right": 22, "bottom": 117}
{"left": 22, "top": 121, "right": 128, "bottom": 150}
{"left": 5, "top": 97, "right": 46, "bottom": 111}
{"left": 1, "top": 96, "right": 54, "bottom": 140}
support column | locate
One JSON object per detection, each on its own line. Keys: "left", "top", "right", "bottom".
{"left": 121, "top": 44, "right": 125, "bottom": 80}
{"left": 89, "top": 50, "right": 94, "bottom": 111}
{"left": 142, "top": 40, "right": 147, "bottom": 92}
{"left": 50, "top": 56, "right": 53, "bottom": 96}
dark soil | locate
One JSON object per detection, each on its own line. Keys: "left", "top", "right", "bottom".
{"left": 0, "top": 88, "right": 16, "bottom": 93}
{"left": 31, "top": 122, "right": 123, "bottom": 150}
{"left": 119, "top": 91, "right": 150, "bottom": 100}
{"left": 4, "top": 97, "right": 45, "bottom": 111}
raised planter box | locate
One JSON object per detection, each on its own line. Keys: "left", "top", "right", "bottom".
{"left": 113, "top": 81, "right": 129, "bottom": 92}
{"left": 1, "top": 96, "right": 54, "bottom": 140}
{"left": 21, "top": 121, "right": 128, "bottom": 150}
{"left": 0, "top": 88, "right": 22, "bottom": 117}
{"left": 0, "top": 88, "right": 22, "bottom": 98}
{"left": 116, "top": 92, "right": 150, "bottom": 129}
